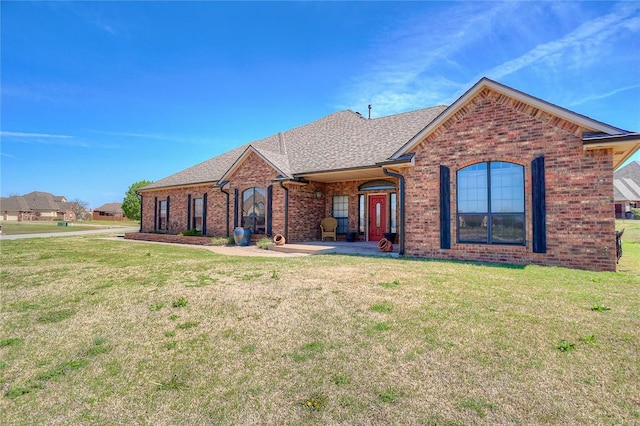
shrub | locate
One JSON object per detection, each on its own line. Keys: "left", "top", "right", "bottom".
{"left": 180, "top": 229, "right": 202, "bottom": 237}
{"left": 257, "top": 237, "right": 272, "bottom": 250}
{"left": 210, "top": 236, "right": 233, "bottom": 246}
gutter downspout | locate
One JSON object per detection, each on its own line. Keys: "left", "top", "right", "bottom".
{"left": 278, "top": 181, "right": 289, "bottom": 241}
{"left": 218, "top": 182, "right": 230, "bottom": 237}
{"left": 383, "top": 168, "right": 405, "bottom": 256}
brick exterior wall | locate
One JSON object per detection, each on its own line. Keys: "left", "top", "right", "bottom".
{"left": 140, "top": 184, "right": 228, "bottom": 236}
{"left": 401, "top": 88, "right": 616, "bottom": 271}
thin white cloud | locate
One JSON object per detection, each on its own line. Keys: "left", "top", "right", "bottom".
{"left": 473, "top": 2, "right": 640, "bottom": 86}
{"left": 49, "top": 2, "right": 118, "bottom": 35}
{"left": 1, "top": 131, "right": 91, "bottom": 148}
{"left": 1, "top": 131, "right": 73, "bottom": 139}
{"left": 89, "top": 130, "right": 179, "bottom": 141}
{"left": 569, "top": 84, "right": 640, "bottom": 107}
{"left": 337, "top": 2, "right": 519, "bottom": 115}
{"left": 339, "top": 2, "right": 639, "bottom": 117}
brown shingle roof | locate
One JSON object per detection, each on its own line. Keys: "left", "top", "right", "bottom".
{"left": 141, "top": 106, "right": 447, "bottom": 191}
{"left": 21, "top": 191, "right": 61, "bottom": 211}
{"left": 0, "top": 196, "right": 31, "bottom": 212}
{"left": 0, "top": 191, "right": 70, "bottom": 213}
{"left": 614, "top": 161, "right": 640, "bottom": 201}
{"left": 95, "top": 202, "right": 124, "bottom": 214}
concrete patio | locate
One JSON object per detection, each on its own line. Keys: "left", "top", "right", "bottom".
{"left": 268, "top": 240, "right": 400, "bottom": 257}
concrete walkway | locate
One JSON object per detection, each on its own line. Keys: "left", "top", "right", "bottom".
{"left": 0, "top": 227, "right": 139, "bottom": 240}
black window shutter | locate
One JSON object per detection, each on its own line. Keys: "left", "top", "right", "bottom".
{"left": 187, "top": 194, "right": 192, "bottom": 230}
{"left": 139, "top": 195, "right": 143, "bottom": 232}
{"left": 202, "top": 193, "right": 208, "bottom": 236}
{"left": 440, "top": 165, "right": 451, "bottom": 249}
{"left": 532, "top": 156, "right": 546, "bottom": 253}
{"left": 267, "top": 185, "right": 273, "bottom": 236}
{"left": 233, "top": 189, "right": 239, "bottom": 228}
{"left": 166, "top": 196, "right": 170, "bottom": 231}
{"left": 153, "top": 197, "right": 158, "bottom": 232}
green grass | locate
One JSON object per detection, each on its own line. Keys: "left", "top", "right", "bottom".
{"left": 0, "top": 221, "right": 638, "bottom": 424}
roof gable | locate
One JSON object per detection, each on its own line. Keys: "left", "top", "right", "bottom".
{"left": 218, "top": 145, "right": 291, "bottom": 183}
{"left": 391, "top": 77, "right": 629, "bottom": 160}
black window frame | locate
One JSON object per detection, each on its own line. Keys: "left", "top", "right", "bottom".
{"left": 192, "top": 197, "right": 203, "bottom": 232}
{"left": 158, "top": 199, "right": 167, "bottom": 231}
{"left": 457, "top": 161, "right": 525, "bottom": 245}
{"left": 332, "top": 195, "right": 349, "bottom": 234}
{"left": 241, "top": 187, "right": 266, "bottom": 234}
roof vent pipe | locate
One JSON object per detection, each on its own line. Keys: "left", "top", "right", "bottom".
{"left": 368, "top": 104, "right": 372, "bottom": 119}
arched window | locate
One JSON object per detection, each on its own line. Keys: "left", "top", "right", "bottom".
{"left": 457, "top": 162, "right": 525, "bottom": 245}
{"left": 242, "top": 187, "right": 266, "bottom": 234}
{"left": 358, "top": 180, "right": 396, "bottom": 191}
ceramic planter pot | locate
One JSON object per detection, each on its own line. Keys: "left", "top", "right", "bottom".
{"left": 273, "top": 234, "right": 286, "bottom": 245}
{"left": 233, "top": 227, "right": 251, "bottom": 246}
{"left": 377, "top": 238, "right": 393, "bottom": 252}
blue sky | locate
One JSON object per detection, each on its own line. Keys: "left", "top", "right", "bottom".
{"left": 1, "top": 1, "right": 639, "bottom": 209}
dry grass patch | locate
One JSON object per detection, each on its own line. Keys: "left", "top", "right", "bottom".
{"left": 0, "top": 232, "right": 639, "bottom": 424}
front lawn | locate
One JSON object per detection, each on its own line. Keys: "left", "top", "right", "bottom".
{"left": 0, "top": 227, "right": 638, "bottom": 424}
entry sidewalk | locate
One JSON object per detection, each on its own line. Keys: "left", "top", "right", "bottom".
{"left": 0, "top": 227, "right": 139, "bottom": 240}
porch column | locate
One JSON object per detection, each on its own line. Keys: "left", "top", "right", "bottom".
{"left": 383, "top": 169, "right": 405, "bottom": 255}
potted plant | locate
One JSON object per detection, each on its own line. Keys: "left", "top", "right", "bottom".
{"left": 383, "top": 232, "right": 396, "bottom": 244}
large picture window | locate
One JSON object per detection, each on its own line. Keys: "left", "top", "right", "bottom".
{"left": 333, "top": 195, "right": 348, "bottom": 234}
{"left": 457, "top": 162, "right": 525, "bottom": 245}
{"left": 242, "top": 187, "right": 266, "bottom": 234}
{"left": 192, "top": 198, "right": 203, "bottom": 232}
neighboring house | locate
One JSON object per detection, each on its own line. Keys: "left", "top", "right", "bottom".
{"left": 93, "top": 202, "right": 126, "bottom": 221}
{"left": 0, "top": 196, "right": 32, "bottom": 221}
{"left": 137, "top": 78, "right": 640, "bottom": 272}
{"left": 614, "top": 161, "right": 640, "bottom": 219}
{"left": 0, "top": 191, "right": 75, "bottom": 221}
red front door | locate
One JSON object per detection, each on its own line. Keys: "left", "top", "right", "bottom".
{"left": 368, "top": 195, "right": 386, "bottom": 241}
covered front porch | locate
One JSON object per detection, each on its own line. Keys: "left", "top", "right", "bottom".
{"left": 268, "top": 240, "right": 400, "bottom": 257}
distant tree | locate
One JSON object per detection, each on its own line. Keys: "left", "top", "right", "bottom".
{"left": 69, "top": 199, "right": 89, "bottom": 221}
{"left": 122, "top": 180, "right": 152, "bottom": 221}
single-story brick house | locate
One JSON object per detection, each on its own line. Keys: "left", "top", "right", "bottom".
{"left": 92, "top": 202, "right": 126, "bottom": 221}
{"left": 613, "top": 161, "right": 640, "bottom": 219}
{"left": 0, "top": 191, "right": 75, "bottom": 221}
{"left": 137, "top": 78, "right": 640, "bottom": 271}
